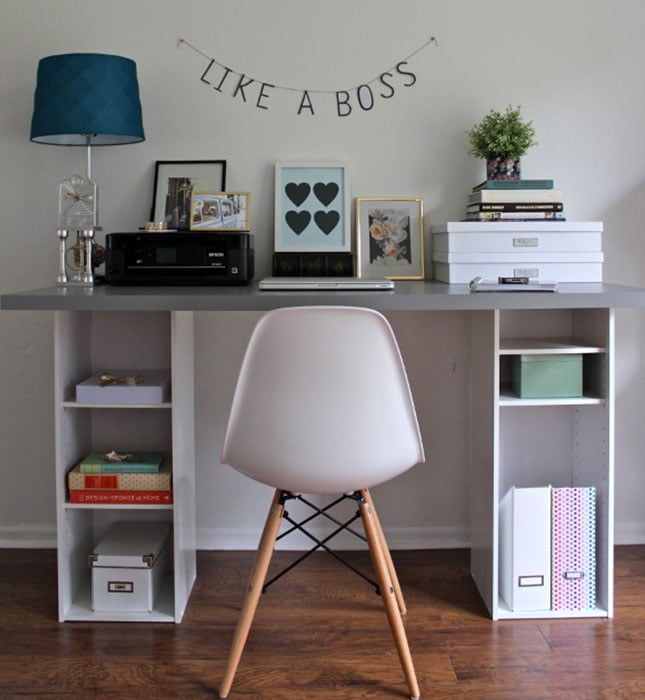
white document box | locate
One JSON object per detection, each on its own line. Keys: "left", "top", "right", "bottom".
{"left": 433, "top": 230, "right": 603, "bottom": 255}
{"left": 433, "top": 259, "right": 603, "bottom": 284}
{"left": 431, "top": 221, "right": 603, "bottom": 254}
{"left": 499, "top": 486, "right": 552, "bottom": 612}
{"left": 431, "top": 221, "right": 604, "bottom": 284}
{"left": 551, "top": 486, "right": 597, "bottom": 611}
{"left": 76, "top": 369, "right": 171, "bottom": 405}
{"left": 90, "top": 521, "right": 171, "bottom": 612}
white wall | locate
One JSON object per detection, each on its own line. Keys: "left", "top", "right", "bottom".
{"left": 1, "top": 0, "right": 644, "bottom": 547}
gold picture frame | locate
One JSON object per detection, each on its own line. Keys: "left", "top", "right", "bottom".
{"left": 189, "top": 191, "right": 250, "bottom": 231}
{"left": 355, "top": 197, "right": 425, "bottom": 279}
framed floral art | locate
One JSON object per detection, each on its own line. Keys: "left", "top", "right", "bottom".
{"left": 355, "top": 197, "right": 425, "bottom": 279}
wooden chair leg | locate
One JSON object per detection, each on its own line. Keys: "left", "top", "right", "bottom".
{"left": 219, "top": 489, "right": 285, "bottom": 699}
{"left": 359, "top": 489, "right": 420, "bottom": 700}
{"left": 363, "top": 488, "right": 407, "bottom": 615}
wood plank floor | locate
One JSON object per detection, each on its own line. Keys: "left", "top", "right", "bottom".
{"left": 0, "top": 546, "right": 643, "bottom": 699}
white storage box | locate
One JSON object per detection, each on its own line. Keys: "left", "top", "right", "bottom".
{"left": 431, "top": 221, "right": 604, "bottom": 284}
{"left": 90, "top": 521, "right": 171, "bottom": 612}
{"left": 433, "top": 230, "right": 602, "bottom": 255}
{"left": 432, "top": 220, "right": 603, "bottom": 237}
{"left": 499, "top": 486, "right": 552, "bottom": 612}
{"left": 434, "top": 251, "right": 603, "bottom": 265}
{"left": 76, "top": 369, "right": 171, "bottom": 405}
{"left": 433, "top": 258, "right": 603, "bottom": 284}
{"left": 432, "top": 225, "right": 602, "bottom": 254}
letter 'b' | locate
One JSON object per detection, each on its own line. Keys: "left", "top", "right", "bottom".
{"left": 336, "top": 91, "right": 351, "bottom": 117}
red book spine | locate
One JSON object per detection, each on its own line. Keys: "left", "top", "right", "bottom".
{"left": 82, "top": 475, "right": 120, "bottom": 489}
{"left": 69, "top": 490, "right": 173, "bottom": 505}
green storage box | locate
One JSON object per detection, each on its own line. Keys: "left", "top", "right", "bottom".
{"left": 511, "top": 353, "right": 583, "bottom": 398}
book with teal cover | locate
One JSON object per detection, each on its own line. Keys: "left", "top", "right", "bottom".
{"left": 79, "top": 451, "right": 166, "bottom": 474}
{"left": 473, "top": 179, "right": 554, "bottom": 191}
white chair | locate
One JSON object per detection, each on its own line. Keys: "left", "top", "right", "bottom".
{"left": 219, "top": 306, "right": 425, "bottom": 699}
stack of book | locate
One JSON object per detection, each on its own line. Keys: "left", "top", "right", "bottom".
{"left": 67, "top": 451, "right": 172, "bottom": 504}
{"left": 466, "top": 179, "right": 565, "bottom": 222}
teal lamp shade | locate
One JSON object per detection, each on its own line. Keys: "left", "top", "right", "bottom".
{"left": 30, "top": 53, "right": 144, "bottom": 146}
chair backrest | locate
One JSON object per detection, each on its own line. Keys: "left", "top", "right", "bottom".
{"left": 221, "top": 306, "right": 425, "bottom": 494}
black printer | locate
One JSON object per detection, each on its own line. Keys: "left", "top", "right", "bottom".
{"left": 104, "top": 231, "right": 254, "bottom": 285}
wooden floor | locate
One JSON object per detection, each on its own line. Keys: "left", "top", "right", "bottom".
{"left": 0, "top": 546, "right": 643, "bottom": 699}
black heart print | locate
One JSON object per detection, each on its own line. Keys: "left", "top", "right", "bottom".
{"left": 285, "top": 182, "right": 311, "bottom": 207}
{"left": 313, "top": 182, "right": 339, "bottom": 207}
{"left": 286, "top": 210, "right": 311, "bottom": 235}
{"left": 314, "top": 210, "right": 340, "bottom": 235}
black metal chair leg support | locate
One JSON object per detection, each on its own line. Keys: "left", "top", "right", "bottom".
{"left": 276, "top": 494, "right": 348, "bottom": 540}
{"left": 262, "top": 491, "right": 380, "bottom": 593}
{"left": 263, "top": 510, "right": 379, "bottom": 592}
{"left": 296, "top": 494, "right": 369, "bottom": 542}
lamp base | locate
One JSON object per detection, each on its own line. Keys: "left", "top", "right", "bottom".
{"left": 57, "top": 278, "right": 94, "bottom": 288}
{"left": 57, "top": 228, "right": 101, "bottom": 287}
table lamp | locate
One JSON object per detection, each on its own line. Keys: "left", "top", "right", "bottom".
{"left": 30, "top": 52, "right": 145, "bottom": 285}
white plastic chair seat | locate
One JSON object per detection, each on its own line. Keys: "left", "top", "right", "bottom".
{"left": 222, "top": 305, "right": 424, "bottom": 494}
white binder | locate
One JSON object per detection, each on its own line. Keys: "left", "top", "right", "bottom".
{"left": 499, "top": 486, "right": 552, "bottom": 611}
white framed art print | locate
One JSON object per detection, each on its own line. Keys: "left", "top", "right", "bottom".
{"left": 274, "top": 162, "right": 350, "bottom": 252}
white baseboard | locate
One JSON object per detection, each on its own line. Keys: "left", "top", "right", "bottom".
{"left": 0, "top": 524, "right": 57, "bottom": 548}
{"left": 1, "top": 522, "right": 643, "bottom": 549}
{"left": 614, "top": 521, "right": 645, "bottom": 545}
{"left": 0, "top": 523, "right": 468, "bottom": 550}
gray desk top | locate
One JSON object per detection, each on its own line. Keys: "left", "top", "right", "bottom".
{"left": 4, "top": 281, "right": 645, "bottom": 312}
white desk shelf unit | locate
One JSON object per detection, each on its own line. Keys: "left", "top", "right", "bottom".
{"left": 3, "top": 282, "right": 645, "bottom": 623}
{"left": 470, "top": 306, "right": 613, "bottom": 620}
{"left": 54, "top": 309, "right": 196, "bottom": 622}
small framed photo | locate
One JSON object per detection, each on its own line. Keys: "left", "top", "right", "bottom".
{"left": 151, "top": 160, "right": 227, "bottom": 230}
{"left": 190, "top": 192, "right": 250, "bottom": 231}
{"left": 274, "top": 162, "right": 350, "bottom": 252}
{"left": 356, "top": 197, "right": 425, "bottom": 280}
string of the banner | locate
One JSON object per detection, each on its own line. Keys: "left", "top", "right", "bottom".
{"left": 178, "top": 35, "right": 438, "bottom": 94}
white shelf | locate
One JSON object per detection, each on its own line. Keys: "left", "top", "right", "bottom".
{"left": 63, "top": 401, "right": 172, "bottom": 409}
{"left": 65, "top": 502, "right": 174, "bottom": 511}
{"left": 470, "top": 307, "right": 614, "bottom": 621}
{"left": 63, "top": 575, "right": 175, "bottom": 623}
{"left": 499, "top": 389, "right": 605, "bottom": 406}
{"left": 496, "top": 598, "right": 608, "bottom": 620}
{"left": 499, "top": 337, "right": 605, "bottom": 355}
{"left": 54, "top": 310, "right": 196, "bottom": 623}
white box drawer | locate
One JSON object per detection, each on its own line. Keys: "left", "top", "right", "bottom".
{"left": 433, "top": 261, "right": 603, "bottom": 284}
{"left": 90, "top": 521, "right": 171, "bottom": 612}
{"left": 76, "top": 369, "right": 171, "bottom": 405}
{"left": 432, "top": 230, "right": 602, "bottom": 254}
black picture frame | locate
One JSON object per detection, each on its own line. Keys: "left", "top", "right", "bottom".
{"left": 150, "top": 160, "right": 227, "bottom": 230}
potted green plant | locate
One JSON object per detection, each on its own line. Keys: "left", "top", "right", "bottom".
{"left": 466, "top": 104, "right": 537, "bottom": 180}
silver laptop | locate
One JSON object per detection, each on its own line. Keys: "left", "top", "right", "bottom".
{"left": 258, "top": 276, "right": 394, "bottom": 291}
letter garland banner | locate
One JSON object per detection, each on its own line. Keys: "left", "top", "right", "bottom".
{"left": 178, "top": 36, "right": 438, "bottom": 118}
